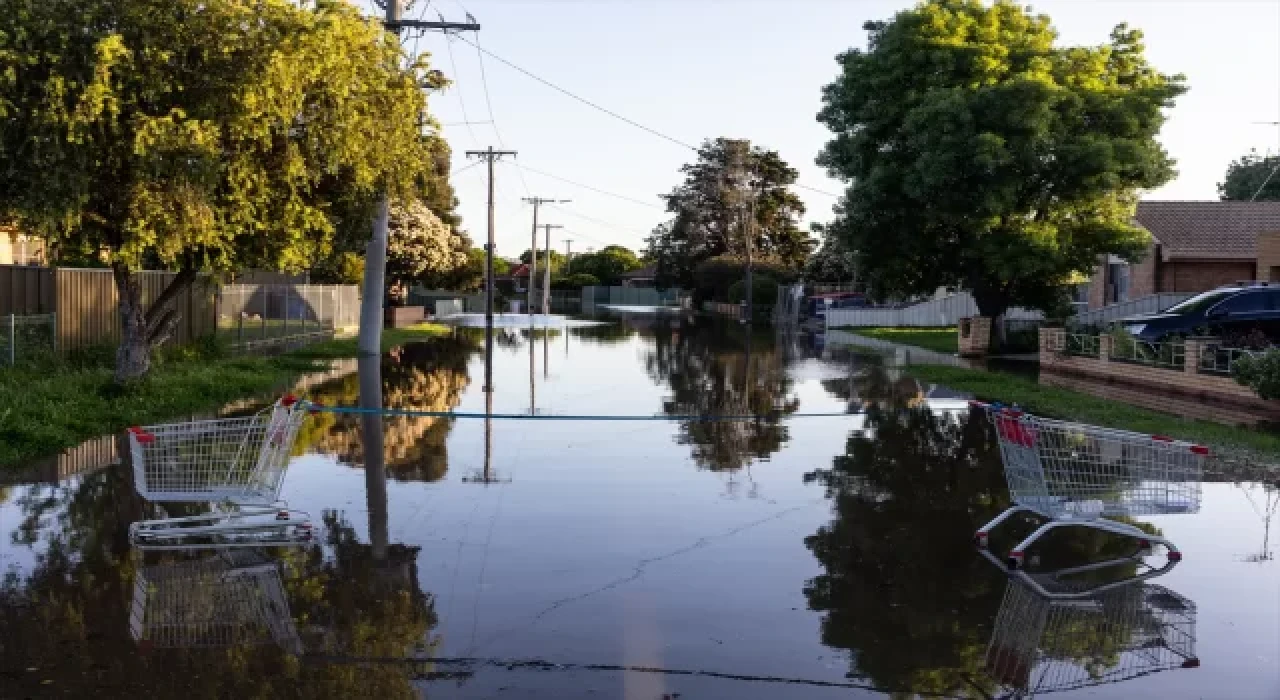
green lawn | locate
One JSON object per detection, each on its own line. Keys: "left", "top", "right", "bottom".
{"left": 839, "top": 326, "right": 959, "bottom": 354}
{"left": 215, "top": 317, "right": 334, "bottom": 343}
{"left": 906, "top": 364, "right": 1280, "bottom": 460}
{"left": 0, "top": 323, "right": 450, "bottom": 468}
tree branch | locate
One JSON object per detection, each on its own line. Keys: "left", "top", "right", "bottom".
{"left": 143, "top": 266, "right": 197, "bottom": 337}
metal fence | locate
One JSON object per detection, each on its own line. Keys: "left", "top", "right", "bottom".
{"left": 1108, "top": 334, "right": 1185, "bottom": 370}
{"left": 0, "top": 313, "right": 56, "bottom": 366}
{"left": 216, "top": 284, "right": 358, "bottom": 350}
{"left": 1062, "top": 333, "right": 1101, "bottom": 358}
{"left": 1068, "top": 292, "right": 1194, "bottom": 328}
{"left": 825, "top": 292, "right": 1042, "bottom": 328}
{"left": 1198, "top": 344, "right": 1262, "bottom": 376}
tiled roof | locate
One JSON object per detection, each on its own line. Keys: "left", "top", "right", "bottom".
{"left": 509, "top": 263, "right": 530, "bottom": 277}
{"left": 1135, "top": 201, "right": 1280, "bottom": 260}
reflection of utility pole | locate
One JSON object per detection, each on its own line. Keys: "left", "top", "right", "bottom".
{"left": 358, "top": 354, "right": 388, "bottom": 560}
{"left": 465, "top": 318, "right": 510, "bottom": 484}
{"left": 359, "top": 1, "right": 480, "bottom": 354}
{"left": 467, "top": 147, "right": 518, "bottom": 321}
{"left": 528, "top": 326, "right": 535, "bottom": 415}
{"left": 543, "top": 328, "right": 549, "bottom": 379}
{"left": 541, "top": 223, "right": 563, "bottom": 315}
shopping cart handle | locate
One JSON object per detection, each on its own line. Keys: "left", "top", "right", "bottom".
{"left": 280, "top": 394, "right": 299, "bottom": 407}
{"left": 127, "top": 426, "right": 156, "bottom": 444}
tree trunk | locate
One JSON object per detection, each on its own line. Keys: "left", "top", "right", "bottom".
{"left": 112, "top": 264, "right": 197, "bottom": 383}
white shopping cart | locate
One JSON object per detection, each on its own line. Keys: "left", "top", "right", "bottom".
{"left": 972, "top": 403, "right": 1205, "bottom": 571}
{"left": 985, "top": 577, "right": 1198, "bottom": 698}
{"left": 130, "top": 549, "right": 303, "bottom": 655}
{"left": 127, "top": 396, "right": 314, "bottom": 549}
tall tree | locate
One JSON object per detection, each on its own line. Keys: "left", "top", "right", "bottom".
{"left": 817, "top": 0, "right": 1186, "bottom": 319}
{"left": 646, "top": 138, "right": 813, "bottom": 290}
{"left": 0, "top": 0, "right": 440, "bottom": 380}
{"left": 805, "top": 223, "right": 858, "bottom": 287}
{"left": 1219, "top": 150, "right": 1280, "bottom": 201}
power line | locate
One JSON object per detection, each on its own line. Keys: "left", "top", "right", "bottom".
{"left": 449, "top": 33, "right": 841, "bottom": 199}
{"left": 443, "top": 31, "right": 483, "bottom": 148}
{"left": 467, "top": 29, "right": 534, "bottom": 197}
{"left": 546, "top": 203, "right": 651, "bottom": 238}
{"left": 517, "top": 164, "right": 665, "bottom": 210}
{"left": 452, "top": 33, "right": 698, "bottom": 152}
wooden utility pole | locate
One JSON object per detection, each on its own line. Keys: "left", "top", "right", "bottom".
{"left": 467, "top": 147, "right": 517, "bottom": 321}
{"left": 522, "top": 197, "right": 568, "bottom": 314}
{"left": 358, "top": 2, "right": 480, "bottom": 354}
{"left": 564, "top": 239, "right": 573, "bottom": 268}
{"left": 542, "top": 223, "right": 564, "bottom": 315}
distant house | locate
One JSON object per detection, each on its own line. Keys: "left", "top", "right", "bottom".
{"left": 1083, "top": 201, "right": 1280, "bottom": 309}
{"left": 619, "top": 265, "right": 656, "bottom": 288}
{"left": 0, "top": 225, "right": 45, "bottom": 266}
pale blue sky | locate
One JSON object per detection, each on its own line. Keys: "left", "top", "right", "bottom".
{"left": 386, "top": 0, "right": 1280, "bottom": 258}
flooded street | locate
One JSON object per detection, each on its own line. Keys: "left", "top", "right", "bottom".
{"left": 1, "top": 315, "right": 1277, "bottom": 699}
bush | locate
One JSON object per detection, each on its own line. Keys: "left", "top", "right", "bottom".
{"left": 692, "top": 255, "right": 796, "bottom": 303}
{"left": 727, "top": 275, "right": 779, "bottom": 305}
{"left": 1233, "top": 349, "right": 1280, "bottom": 399}
{"left": 551, "top": 273, "right": 601, "bottom": 290}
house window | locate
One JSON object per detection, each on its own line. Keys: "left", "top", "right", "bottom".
{"left": 1107, "top": 262, "right": 1130, "bottom": 304}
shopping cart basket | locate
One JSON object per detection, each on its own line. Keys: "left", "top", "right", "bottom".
{"left": 129, "top": 549, "right": 303, "bottom": 654}
{"left": 971, "top": 403, "right": 1205, "bottom": 570}
{"left": 985, "top": 576, "right": 1198, "bottom": 697}
{"left": 127, "top": 396, "right": 313, "bottom": 549}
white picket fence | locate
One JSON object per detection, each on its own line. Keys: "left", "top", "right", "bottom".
{"left": 826, "top": 292, "right": 1041, "bottom": 329}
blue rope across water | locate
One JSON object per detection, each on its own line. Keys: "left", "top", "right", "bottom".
{"left": 301, "top": 402, "right": 858, "bottom": 422}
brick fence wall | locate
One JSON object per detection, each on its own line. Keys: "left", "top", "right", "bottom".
{"left": 1038, "top": 328, "right": 1280, "bottom": 424}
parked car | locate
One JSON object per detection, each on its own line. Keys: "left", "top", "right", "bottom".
{"left": 1116, "top": 283, "right": 1280, "bottom": 342}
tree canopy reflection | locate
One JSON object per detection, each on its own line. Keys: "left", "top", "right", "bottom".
{"left": 803, "top": 367, "right": 1164, "bottom": 697}
{"left": 297, "top": 334, "right": 477, "bottom": 481}
{"left": 645, "top": 319, "right": 800, "bottom": 471}
{"left": 1, "top": 467, "right": 437, "bottom": 697}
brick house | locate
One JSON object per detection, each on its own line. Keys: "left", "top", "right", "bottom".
{"left": 1084, "top": 201, "right": 1280, "bottom": 309}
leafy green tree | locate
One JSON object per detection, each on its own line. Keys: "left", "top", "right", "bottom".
{"left": 647, "top": 138, "right": 813, "bottom": 291}
{"left": 692, "top": 254, "right": 797, "bottom": 303}
{"left": 568, "top": 245, "right": 644, "bottom": 285}
{"left": 1233, "top": 349, "right": 1280, "bottom": 399}
{"left": 552, "top": 272, "right": 602, "bottom": 290}
{"left": 816, "top": 0, "right": 1186, "bottom": 319}
{"left": 1219, "top": 150, "right": 1280, "bottom": 201}
{"left": 0, "top": 0, "right": 441, "bottom": 380}
{"left": 805, "top": 223, "right": 858, "bottom": 286}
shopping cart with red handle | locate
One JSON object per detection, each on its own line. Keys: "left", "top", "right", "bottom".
{"left": 971, "top": 402, "right": 1205, "bottom": 572}
{"left": 127, "top": 396, "right": 314, "bottom": 550}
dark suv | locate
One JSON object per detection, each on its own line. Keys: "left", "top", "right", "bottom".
{"left": 1116, "top": 283, "right": 1280, "bottom": 342}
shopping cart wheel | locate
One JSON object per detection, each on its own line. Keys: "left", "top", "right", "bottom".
{"left": 1006, "top": 551, "right": 1024, "bottom": 570}
{"left": 974, "top": 532, "right": 990, "bottom": 549}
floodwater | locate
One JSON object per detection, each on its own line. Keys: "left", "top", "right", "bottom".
{"left": 1, "top": 316, "right": 1277, "bottom": 699}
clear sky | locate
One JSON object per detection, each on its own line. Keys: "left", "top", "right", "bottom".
{"left": 385, "top": 0, "right": 1280, "bottom": 259}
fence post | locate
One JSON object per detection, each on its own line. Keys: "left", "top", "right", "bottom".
{"left": 7, "top": 314, "right": 14, "bottom": 366}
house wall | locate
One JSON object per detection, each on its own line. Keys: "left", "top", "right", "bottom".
{"left": 1256, "top": 231, "right": 1280, "bottom": 282}
{"left": 1087, "top": 257, "right": 1107, "bottom": 309}
{"left": 1129, "top": 242, "right": 1158, "bottom": 298}
{"left": 1159, "top": 261, "right": 1255, "bottom": 292}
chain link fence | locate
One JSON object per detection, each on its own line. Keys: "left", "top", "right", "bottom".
{"left": 216, "top": 284, "right": 358, "bottom": 351}
{"left": 1, "top": 313, "right": 56, "bottom": 366}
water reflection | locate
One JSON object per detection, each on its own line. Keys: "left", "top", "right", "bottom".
{"left": 645, "top": 319, "right": 801, "bottom": 471}
{"left": 298, "top": 335, "right": 477, "bottom": 482}
{"left": 801, "top": 367, "right": 1184, "bottom": 698}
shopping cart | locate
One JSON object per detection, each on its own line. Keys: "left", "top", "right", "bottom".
{"left": 985, "top": 576, "right": 1198, "bottom": 697}
{"left": 129, "top": 549, "right": 303, "bottom": 654}
{"left": 127, "top": 396, "right": 313, "bottom": 549}
{"left": 971, "top": 403, "right": 1205, "bottom": 571}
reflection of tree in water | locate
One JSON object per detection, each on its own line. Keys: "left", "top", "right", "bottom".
{"left": 645, "top": 319, "right": 800, "bottom": 471}
{"left": 299, "top": 335, "right": 477, "bottom": 481}
{"left": 802, "top": 388, "right": 1164, "bottom": 697}
{"left": 569, "top": 322, "right": 635, "bottom": 345}
{"left": 0, "top": 469, "right": 436, "bottom": 698}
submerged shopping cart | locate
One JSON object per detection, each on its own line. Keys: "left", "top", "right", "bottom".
{"left": 127, "top": 396, "right": 314, "bottom": 550}
{"left": 985, "top": 576, "right": 1198, "bottom": 697}
{"left": 130, "top": 549, "right": 303, "bottom": 654}
{"left": 972, "top": 403, "right": 1206, "bottom": 571}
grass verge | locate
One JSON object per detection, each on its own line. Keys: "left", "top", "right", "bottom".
{"left": 0, "top": 323, "right": 450, "bottom": 468}
{"left": 839, "top": 326, "right": 959, "bottom": 354}
{"left": 906, "top": 364, "right": 1280, "bottom": 459}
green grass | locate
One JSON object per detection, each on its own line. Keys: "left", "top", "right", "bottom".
{"left": 0, "top": 323, "right": 450, "bottom": 468}
{"left": 840, "top": 326, "right": 959, "bottom": 354}
{"left": 906, "top": 364, "right": 1280, "bottom": 459}
{"left": 215, "top": 317, "right": 333, "bottom": 343}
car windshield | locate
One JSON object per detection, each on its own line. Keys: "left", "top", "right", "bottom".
{"left": 1163, "top": 289, "right": 1238, "bottom": 314}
